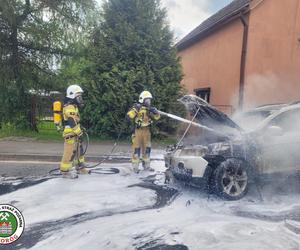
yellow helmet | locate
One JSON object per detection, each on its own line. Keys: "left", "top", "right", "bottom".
{"left": 139, "top": 91, "right": 152, "bottom": 104}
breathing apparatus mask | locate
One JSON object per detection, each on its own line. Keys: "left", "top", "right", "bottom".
{"left": 144, "top": 98, "right": 151, "bottom": 107}
{"left": 75, "top": 93, "right": 84, "bottom": 107}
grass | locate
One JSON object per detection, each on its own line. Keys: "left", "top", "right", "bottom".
{"left": 0, "top": 122, "right": 62, "bottom": 141}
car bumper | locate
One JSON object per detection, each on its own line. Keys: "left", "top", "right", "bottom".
{"left": 164, "top": 152, "right": 209, "bottom": 178}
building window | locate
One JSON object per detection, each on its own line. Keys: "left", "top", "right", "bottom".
{"left": 194, "top": 87, "right": 211, "bottom": 103}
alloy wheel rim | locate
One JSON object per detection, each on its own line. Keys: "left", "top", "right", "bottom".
{"left": 221, "top": 164, "right": 248, "bottom": 197}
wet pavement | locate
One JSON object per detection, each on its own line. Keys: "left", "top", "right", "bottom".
{"left": 1, "top": 180, "right": 179, "bottom": 250}
{"left": 0, "top": 161, "right": 56, "bottom": 177}
{"left": 0, "top": 161, "right": 184, "bottom": 250}
{"left": 1, "top": 160, "right": 300, "bottom": 249}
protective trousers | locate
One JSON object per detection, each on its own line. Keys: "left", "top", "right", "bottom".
{"left": 60, "top": 136, "right": 85, "bottom": 172}
{"left": 131, "top": 127, "right": 151, "bottom": 170}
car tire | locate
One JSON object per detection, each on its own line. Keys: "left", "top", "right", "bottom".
{"left": 213, "top": 158, "right": 249, "bottom": 200}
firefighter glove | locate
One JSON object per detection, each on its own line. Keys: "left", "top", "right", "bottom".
{"left": 149, "top": 107, "right": 158, "bottom": 115}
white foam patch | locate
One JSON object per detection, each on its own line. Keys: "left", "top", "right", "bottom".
{"left": 2, "top": 159, "right": 300, "bottom": 249}
{"left": 0, "top": 162, "right": 159, "bottom": 225}
{"left": 30, "top": 192, "right": 300, "bottom": 250}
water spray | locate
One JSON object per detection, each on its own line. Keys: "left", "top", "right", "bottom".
{"left": 157, "top": 110, "right": 228, "bottom": 138}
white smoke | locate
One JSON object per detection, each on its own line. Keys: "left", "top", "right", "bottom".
{"left": 244, "top": 73, "right": 300, "bottom": 109}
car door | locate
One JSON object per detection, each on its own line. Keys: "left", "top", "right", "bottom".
{"left": 258, "top": 108, "right": 300, "bottom": 174}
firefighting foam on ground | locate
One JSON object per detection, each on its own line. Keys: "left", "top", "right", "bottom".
{"left": 1, "top": 160, "right": 300, "bottom": 250}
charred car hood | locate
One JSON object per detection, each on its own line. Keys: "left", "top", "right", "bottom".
{"left": 179, "top": 95, "right": 243, "bottom": 136}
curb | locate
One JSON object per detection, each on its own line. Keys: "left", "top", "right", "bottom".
{"left": 0, "top": 153, "right": 164, "bottom": 163}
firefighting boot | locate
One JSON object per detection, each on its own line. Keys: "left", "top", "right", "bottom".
{"left": 132, "top": 162, "right": 140, "bottom": 174}
{"left": 142, "top": 160, "right": 154, "bottom": 172}
{"left": 61, "top": 170, "right": 78, "bottom": 179}
{"left": 76, "top": 163, "right": 91, "bottom": 175}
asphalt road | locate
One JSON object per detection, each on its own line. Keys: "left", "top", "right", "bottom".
{"left": 0, "top": 159, "right": 137, "bottom": 177}
{"left": 0, "top": 161, "right": 57, "bottom": 177}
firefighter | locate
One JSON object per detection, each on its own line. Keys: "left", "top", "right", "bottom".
{"left": 127, "top": 91, "right": 160, "bottom": 173}
{"left": 60, "top": 84, "right": 90, "bottom": 178}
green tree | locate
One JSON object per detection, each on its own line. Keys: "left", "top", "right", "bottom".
{"left": 0, "top": 0, "right": 96, "bottom": 129}
{"left": 82, "top": 0, "right": 183, "bottom": 138}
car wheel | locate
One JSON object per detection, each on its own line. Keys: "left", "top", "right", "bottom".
{"left": 213, "top": 158, "right": 249, "bottom": 200}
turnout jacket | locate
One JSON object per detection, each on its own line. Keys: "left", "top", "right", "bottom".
{"left": 63, "top": 103, "right": 82, "bottom": 137}
{"left": 127, "top": 103, "right": 160, "bottom": 128}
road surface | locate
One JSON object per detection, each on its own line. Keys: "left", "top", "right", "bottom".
{"left": 0, "top": 160, "right": 300, "bottom": 250}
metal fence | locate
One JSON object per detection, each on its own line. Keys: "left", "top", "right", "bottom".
{"left": 30, "top": 92, "right": 63, "bottom": 131}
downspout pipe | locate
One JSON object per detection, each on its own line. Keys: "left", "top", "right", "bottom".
{"left": 238, "top": 13, "right": 249, "bottom": 110}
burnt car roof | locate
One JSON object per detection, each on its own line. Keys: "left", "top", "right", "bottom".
{"left": 179, "top": 95, "right": 243, "bottom": 135}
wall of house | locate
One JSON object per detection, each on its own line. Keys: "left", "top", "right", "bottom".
{"left": 244, "top": 0, "right": 300, "bottom": 108}
{"left": 178, "top": 19, "right": 245, "bottom": 114}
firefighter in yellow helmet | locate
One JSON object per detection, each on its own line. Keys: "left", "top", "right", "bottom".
{"left": 127, "top": 91, "right": 160, "bottom": 173}
{"left": 60, "top": 84, "right": 91, "bottom": 179}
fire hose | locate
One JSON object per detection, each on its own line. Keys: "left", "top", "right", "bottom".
{"left": 48, "top": 128, "right": 122, "bottom": 176}
{"left": 48, "top": 108, "right": 227, "bottom": 177}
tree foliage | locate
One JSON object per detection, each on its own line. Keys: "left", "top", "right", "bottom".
{"left": 81, "top": 0, "right": 183, "bottom": 138}
{"left": 0, "top": 0, "right": 96, "bottom": 129}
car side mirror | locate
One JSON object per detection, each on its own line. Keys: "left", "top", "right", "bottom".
{"left": 266, "top": 126, "right": 283, "bottom": 136}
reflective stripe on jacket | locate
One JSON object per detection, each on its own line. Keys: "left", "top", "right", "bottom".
{"left": 127, "top": 104, "right": 160, "bottom": 128}
{"left": 63, "top": 104, "right": 81, "bottom": 136}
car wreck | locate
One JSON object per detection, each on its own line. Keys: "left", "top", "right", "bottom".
{"left": 164, "top": 95, "right": 300, "bottom": 200}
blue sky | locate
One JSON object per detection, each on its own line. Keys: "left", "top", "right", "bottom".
{"left": 96, "top": 0, "right": 234, "bottom": 40}
{"left": 205, "top": 0, "right": 234, "bottom": 12}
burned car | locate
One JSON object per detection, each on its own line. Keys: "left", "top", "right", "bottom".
{"left": 165, "top": 95, "right": 300, "bottom": 200}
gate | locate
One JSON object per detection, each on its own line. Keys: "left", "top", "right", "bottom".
{"left": 29, "top": 91, "right": 63, "bottom": 132}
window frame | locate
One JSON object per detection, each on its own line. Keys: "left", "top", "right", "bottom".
{"left": 194, "top": 87, "right": 211, "bottom": 103}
